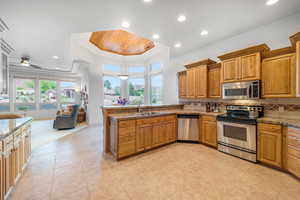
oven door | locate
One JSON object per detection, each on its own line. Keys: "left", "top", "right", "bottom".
{"left": 217, "top": 121, "right": 256, "bottom": 151}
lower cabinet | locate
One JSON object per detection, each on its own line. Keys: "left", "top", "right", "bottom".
{"left": 287, "top": 127, "right": 300, "bottom": 178}
{"left": 111, "top": 115, "right": 177, "bottom": 159}
{"left": 0, "top": 122, "right": 31, "bottom": 200}
{"left": 201, "top": 116, "right": 217, "bottom": 148}
{"left": 136, "top": 124, "right": 153, "bottom": 152}
{"left": 257, "top": 123, "right": 282, "bottom": 168}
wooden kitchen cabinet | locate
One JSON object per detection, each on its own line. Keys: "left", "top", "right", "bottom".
{"left": 183, "top": 59, "right": 219, "bottom": 99}
{"left": 178, "top": 71, "right": 187, "bottom": 98}
{"left": 262, "top": 53, "right": 296, "bottom": 98}
{"left": 221, "top": 53, "right": 261, "bottom": 83}
{"left": 201, "top": 116, "right": 217, "bottom": 148}
{"left": 287, "top": 127, "right": 300, "bottom": 178}
{"left": 297, "top": 41, "right": 300, "bottom": 97}
{"left": 258, "top": 123, "right": 282, "bottom": 168}
{"left": 186, "top": 68, "right": 196, "bottom": 98}
{"left": 221, "top": 58, "right": 239, "bottom": 82}
{"left": 136, "top": 124, "right": 153, "bottom": 152}
{"left": 195, "top": 65, "right": 208, "bottom": 98}
{"left": 208, "top": 64, "right": 221, "bottom": 98}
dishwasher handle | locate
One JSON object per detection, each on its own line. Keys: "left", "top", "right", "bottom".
{"left": 177, "top": 114, "right": 199, "bottom": 119}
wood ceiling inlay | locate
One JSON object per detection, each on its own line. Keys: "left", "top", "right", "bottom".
{"left": 89, "top": 30, "right": 155, "bottom": 56}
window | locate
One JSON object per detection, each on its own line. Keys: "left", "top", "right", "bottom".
{"left": 60, "top": 81, "right": 77, "bottom": 103}
{"left": 128, "top": 78, "right": 145, "bottom": 105}
{"left": 103, "top": 76, "right": 121, "bottom": 105}
{"left": 40, "top": 80, "right": 57, "bottom": 109}
{"left": 151, "top": 75, "right": 163, "bottom": 104}
{"left": 0, "top": 94, "right": 9, "bottom": 112}
{"left": 15, "top": 78, "right": 36, "bottom": 111}
{"left": 103, "top": 64, "right": 121, "bottom": 73}
{"left": 150, "top": 63, "right": 162, "bottom": 72}
{"left": 128, "top": 66, "right": 144, "bottom": 73}
{"left": 16, "top": 79, "right": 35, "bottom": 103}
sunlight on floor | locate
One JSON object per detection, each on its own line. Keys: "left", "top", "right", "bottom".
{"left": 31, "top": 120, "right": 88, "bottom": 150}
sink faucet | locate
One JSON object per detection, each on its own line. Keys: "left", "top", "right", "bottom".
{"left": 137, "top": 102, "right": 142, "bottom": 113}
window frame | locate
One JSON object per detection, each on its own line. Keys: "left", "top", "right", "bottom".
{"left": 14, "top": 77, "right": 37, "bottom": 111}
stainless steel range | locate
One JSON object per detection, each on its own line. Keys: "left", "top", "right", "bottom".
{"left": 217, "top": 105, "right": 263, "bottom": 162}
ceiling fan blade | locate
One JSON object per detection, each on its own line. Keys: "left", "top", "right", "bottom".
{"left": 30, "top": 64, "right": 42, "bottom": 69}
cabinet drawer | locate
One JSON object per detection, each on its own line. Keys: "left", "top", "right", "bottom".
{"left": 119, "top": 120, "right": 136, "bottom": 128}
{"left": 119, "top": 135, "right": 135, "bottom": 144}
{"left": 202, "top": 115, "right": 216, "bottom": 122}
{"left": 137, "top": 118, "right": 155, "bottom": 125}
{"left": 288, "top": 146, "right": 300, "bottom": 159}
{"left": 258, "top": 123, "right": 282, "bottom": 133}
{"left": 287, "top": 136, "right": 300, "bottom": 148}
{"left": 119, "top": 127, "right": 136, "bottom": 137}
{"left": 287, "top": 155, "right": 300, "bottom": 178}
{"left": 118, "top": 140, "right": 136, "bottom": 158}
{"left": 164, "top": 115, "right": 177, "bottom": 122}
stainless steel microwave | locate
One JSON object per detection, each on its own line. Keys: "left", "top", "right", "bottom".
{"left": 222, "top": 81, "right": 260, "bottom": 100}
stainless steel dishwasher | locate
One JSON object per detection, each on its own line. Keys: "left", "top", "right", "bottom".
{"left": 177, "top": 114, "right": 200, "bottom": 142}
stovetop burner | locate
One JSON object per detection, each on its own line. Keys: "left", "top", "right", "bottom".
{"left": 217, "top": 105, "right": 264, "bottom": 125}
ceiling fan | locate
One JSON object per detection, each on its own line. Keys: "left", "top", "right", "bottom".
{"left": 10, "top": 57, "right": 42, "bottom": 69}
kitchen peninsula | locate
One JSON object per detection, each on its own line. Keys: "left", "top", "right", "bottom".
{"left": 0, "top": 117, "right": 32, "bottom": 200}
{"left": 102, "top": 104, "right": 222, "bottom": 159}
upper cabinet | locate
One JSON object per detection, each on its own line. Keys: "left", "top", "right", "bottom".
{"left": 261, "top": 53, "right": 296, "bottom": 98}
{"left": 218, "top": 44, "right": 270, "bottom": 83}
{"left": 297, "top": 41, "right": 300, "bottom": 97}
{"left": 178, "top": 71, "right": 187, "bottom": 98}
{"left": 290, "top": 32, "right": 300, "bottom": 97}
{"left": 179, "top": 59, "right": 220, "bottom": 99}
{"left": 208, "top": 64, "right": 221, "bottom": 98}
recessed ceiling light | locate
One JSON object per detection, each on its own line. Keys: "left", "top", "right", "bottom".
{"left": 143, "top": 0, "right": 152, "bottom": 2}
{"left": 177, "top": 15, "right": 186, "bottom": 23}
{"left": 266, "top": 0, "right": 279, "bottom": 6}
{"left": 52, "top": 56, "right": 59, "bottom": 59}
{"left": 200, "top": 30, "right": 208, "bottom": 36}
{"left": 152, "top": 34, "right": 160, "bottom": 40}
{"left": 121, "top": 21, "right": 130, "bottom": 28}
{"left": 174, "top": 42, "right": 182, "bottom": 48}
{"left": 55, "top": 67, "right": 60, "bottom": 70}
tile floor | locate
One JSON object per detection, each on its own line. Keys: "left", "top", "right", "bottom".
{"left": 31, "top": 120, "right": 87, "bottom": 150}
{"left": 8, "top": 125, "right": 300, "bottom": 200}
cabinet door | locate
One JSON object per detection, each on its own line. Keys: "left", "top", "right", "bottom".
{"left": 208, "top": 67, "right": 221, "bottom": 98}
{"left": 166, "top": 121, "right": 176, "bottom": 142}
{"left": 262, "top": 54, "right": 296, "bottom": 98}
{"left": 201, "top": 120, "right": 217, "bottom": 147}
{"left": 195, "top": 65, "right": 207, "bottom": 98}
{"left": 240, "top": 53, "right": 261, "bottom": 81}
{"left": 178, "top": 72, "right": 187, "bottom": 98}
{"left": 258, "top": 130, "right": 282, "bottom": 168}
{"left": 221, "top": 58, "right": 239, "bottom": 83}
{"left": 152, "top": 124, "right": 161, "bottom": 147}
{"left": 136, "top": 125, "right": 153, "bottom": 152}
{"left": 186, "top": 69, "right": 195, "bottom": 98}
{"left": 297, "top": 42, "right": 300, "bottom": 97}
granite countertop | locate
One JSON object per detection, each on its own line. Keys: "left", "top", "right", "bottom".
{"left": 109, "top": 109, "right": 223, "bottom": 120}
{"left": 102, "top": 104, "right": 183, "bottom": 110}
{"left": 0, "top": 117, "right": 33, "bottom": 140}
{"left": 257, "top": 117, "right": 300, "bottom": 129}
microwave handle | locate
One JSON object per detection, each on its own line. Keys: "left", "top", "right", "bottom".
{"left": 249, "top": 84, "right": 253, "bottom": 98}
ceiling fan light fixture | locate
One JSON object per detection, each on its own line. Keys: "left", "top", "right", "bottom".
{"left": 119, "top": 75, "right": 129, "bottom": 80}
{"left": 20, "top": 57, "right": 30, "bottom": 67}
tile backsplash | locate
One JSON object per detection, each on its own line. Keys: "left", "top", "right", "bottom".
{"left": 180, "top": 98, "right": 300, "bottom": 120}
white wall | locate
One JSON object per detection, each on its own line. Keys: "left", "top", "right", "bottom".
{"left": 164, "top": 12, "right": 300, "bottom": 104}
